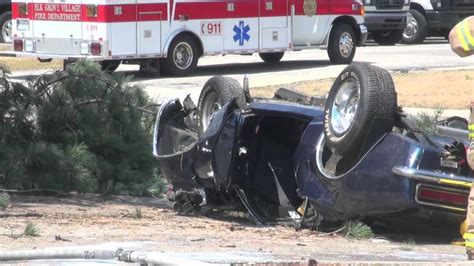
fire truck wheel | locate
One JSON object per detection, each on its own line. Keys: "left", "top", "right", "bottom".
{"left": 100, "top": 60, "right": 121, "bottom": 72}
{"left": 162, "top": 35, "right": 199, "bottom": 76}
{"left": 402, "top": 9, "right": 428, "bottom": 44}
{"left": 197, "top": 76, "right": 247, "bottom": 135}
{"left": 323, "top": 63, "right": 396, "bottom": 157}
{"left": 372, "top": 30, "right": 403, "bottom": 46}
{"left": 0, "top": 12, "right": 12, "bottom": 43}
{"left": 259, "top": 52, "right": 285, "bottom": 63}
{"left": 327, "top": 23, "right": 356, "bottom": 64}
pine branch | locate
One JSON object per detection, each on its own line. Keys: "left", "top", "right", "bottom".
{"left": 0, "top": 212, "right": 43, "bottom": 218}
{"left": 74, "top": 99, "right": 106, "bottom": 107}
{"left": 0, "top": 189, "right": 64, "bottom": 196}
{"left": 138, "top": 107, "right": 155, "bottom": 114}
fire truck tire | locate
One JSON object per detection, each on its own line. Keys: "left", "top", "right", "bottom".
{"left": 259, "top": 52, "right": 285, "bottom": 63}
{"left": 197, "top": 76, "right": 247, "bottom": 135}
{"left": 327, "top": 23, "right": 356, "bottom": 64}
{"left": 0, "top": 12, "right": 12, "bottom": 43}
{"left": 100, "top": 60, "right": 121, "bottom": 72}
{"left": 162, "top": 35, "right": 199, "bottom": 76}
{"left": 372, "top": 30, "right": 403, "bottom": 45}
{"left": 401, "top": 9, "right": 428, "bottom": 44}
{"left": 323, "top": 63, "right": 396, "bottom": 157}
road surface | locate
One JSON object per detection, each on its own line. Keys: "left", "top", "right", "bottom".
{"left": 130, "top": 42, "right": 474, "bottom": 103}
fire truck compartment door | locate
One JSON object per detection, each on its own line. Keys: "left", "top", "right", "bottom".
{"left": 31, "top": 0, "right": 84, "bottom": 54}
{"left": 109, "top": 2, "right": 137, "bottom": 55}
{"left": 138, "top": 12, "right": 162, "bottom": 55}
{"left": 259, "top": 0, "right": 289, "bottom": 50}
{"left": 291, "top": 0, "right": 331, "bottom": 46}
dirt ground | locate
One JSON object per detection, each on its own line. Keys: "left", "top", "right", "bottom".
{"left": 0, "top": 195, "right": 467, "bottom": 263}
{"left": 253, "top": 69, "right": 474, "bottom": 109}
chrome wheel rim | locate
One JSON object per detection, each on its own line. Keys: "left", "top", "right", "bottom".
{"left": 403, "top": 13, "right": 418, "bottom": 40}
{"left": 173, "top": 42, "right": 193, "bottom": 70}
{"left": 339, "top": 32, "right": 354, "bottom": 58}
{"left": 201, "top": 91, "right": 221, "bottom": 132}
{"left": 2, "top": 19, "right": 12, "bottom": 43}
{"left": 330, "top": 78, "right": 360, "bottom": 136}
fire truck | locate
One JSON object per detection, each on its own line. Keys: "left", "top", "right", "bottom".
{"left": 11, "top": 0, "right": 368, "bottom": 76}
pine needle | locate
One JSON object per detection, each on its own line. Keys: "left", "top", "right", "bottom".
{"left": 0, "top": 192, "right": 10, "bottom": 210}
{"left": 341, "top": 220, "right": 375, "bottom": 239}
{"left": 24, "top": 221, "right": 40, "bottom": 237}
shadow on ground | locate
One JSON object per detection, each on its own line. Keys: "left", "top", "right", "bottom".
{"left": 11, "top": 59, "right": 334, "bottom": 82}
{"left": 373, "top": 214, "right": 462, "bottom": 245}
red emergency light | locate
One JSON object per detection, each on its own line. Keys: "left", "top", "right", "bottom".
{"left": 90, "top": 43, "right": 102, "bottom": 56}
{"left": 14, "top": 40, "right": 23, "bottom": 52}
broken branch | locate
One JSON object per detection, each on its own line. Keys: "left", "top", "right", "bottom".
{"left": 0, "top": 189, "right": 61, "bottom": 195}
{"left": 74, "top": 99, "right": 105, "bottom": 107}
{"left": 138, "top": 107, "right": 155, "bottom": 114}
{"left": 0, "top": 212, "right": 43, "bottom": 218}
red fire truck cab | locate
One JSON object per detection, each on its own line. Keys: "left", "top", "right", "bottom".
{"left": 12, "top": 0, "right": 367, "bottom": 76}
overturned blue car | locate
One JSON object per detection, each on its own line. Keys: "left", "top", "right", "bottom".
{"left": 153, "top": 62, "right": 472, "bottom": 226}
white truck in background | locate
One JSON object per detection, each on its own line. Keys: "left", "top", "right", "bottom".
{"left": 403, "top": 0, "right": 474, "bottom": 44}
{"left": 362, "top": 0, "right": 410, "bottom": 45}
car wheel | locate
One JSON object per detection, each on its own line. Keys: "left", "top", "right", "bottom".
{"left": 0, "top": 12, "right": 12, "bottom": 43}
{"left": 402, "top": 9, "right": 428, "bottom": 44}
{"left": 328, "top": 23, "right": 356, "bottom": 64}
{"left": 259, "top": 52, "right": 285, "bottom": 63}
{"left": 197, "top": 76, "right": 247, "bottom": 135}
{"left": 99, "top": 60, "right": 121, "bottom": 72}
{"left": 372, "top": 30, "right": 403, "bottom": 45}
{"left": 324, "top": 63, "right": 397, "bottom": 156}
{"left": 162, "top": 35, "right": 199, "bottom": 76}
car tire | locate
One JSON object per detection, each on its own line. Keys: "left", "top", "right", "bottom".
{"left": 323, "top": 63, "right": 397, "bottom": 156}
{"left": 162, "top": 34, "right": 199, "bottom": 76}
{"left": 0, "top": 12, "right": 12, "bottom": 43}
{"left": 372, "top": 30, "right": 403, "bottom": 45}
{"left": 197, "top": 76, "right": 247, "bottom": 135}
{"left": 441, "top": 116, "right": 468, "bottom": 130}
{"left": 328, "top": 23, "right": 356, "bottom": 64}
{"left": 259, "top": 52, "right": 285, "bottom": 63}
{"left": 100, "top": 60, "right": 121, "bottom": 72}
{"left": 402, "top": 9, "right": 428, "bottom": 44}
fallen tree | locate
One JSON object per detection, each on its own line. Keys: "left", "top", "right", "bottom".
{"left": 0, "top": 61, "right": 164, "bottom": 196}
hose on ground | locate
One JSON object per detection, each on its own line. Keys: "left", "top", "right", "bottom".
{"left": 0, "top": 248, "right": 213, "bottom": 265}
{"left": 0, "top": 249, "right": 117, "bottom": 261}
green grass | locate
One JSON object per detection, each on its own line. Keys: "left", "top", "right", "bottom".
{"left": 411, "top": 109, "right": 444, "bottom": 135}
{"left": 400, "top": 237, "right": 416, "bottom": 251}
{"left": 23, "top": 221, "right": 40, "bottom": 237}
{"left": 341, "top": 220, "right": 375, "bottom": 239}
{"left": 133, "top": 207, "right": 143, "bottom": 219}
{"left": 0, "top": 192, "right": 11, "bottom": 210}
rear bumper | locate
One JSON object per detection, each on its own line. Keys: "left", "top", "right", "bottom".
{"left": 426, "top": 10, "right": 474, "bottom": 31}
{"left": 364, "top": 12, "right": 408, "bottom": 31}
{"left": 358, "top": 24, "right": 368, "bottom": 46}
{"left": 12, "top": 37, "right": 109, "bottom": 60}
{"left": 392, "top": 166, "right": 471, "bottom": 212}
{"left": 11, "top": 51, "right": 105, "bottom": 61}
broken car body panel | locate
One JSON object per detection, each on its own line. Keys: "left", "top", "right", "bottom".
{"left": 154, "top": 97, "right": 471, "bottom": 223}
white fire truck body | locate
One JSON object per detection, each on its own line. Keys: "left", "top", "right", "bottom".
{"left": 12, "top": 0, "right": 367, "bottom": 75}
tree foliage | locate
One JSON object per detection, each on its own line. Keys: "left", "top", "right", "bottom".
{"left": 0, "top": 61, "right": 160, "bottom": 194}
